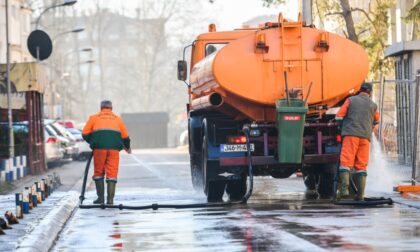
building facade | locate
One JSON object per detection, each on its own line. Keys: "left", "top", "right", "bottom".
{"left": 0, "top": 0, "right": 32, "bottom": 64}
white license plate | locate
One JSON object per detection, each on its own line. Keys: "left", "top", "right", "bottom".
{"left": 220, "top": 144, "right": 255, "bottom": 152}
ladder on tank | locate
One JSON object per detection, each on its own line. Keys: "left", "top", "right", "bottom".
{"left": 278, "top": 13, "right": 304, "bottom": 98}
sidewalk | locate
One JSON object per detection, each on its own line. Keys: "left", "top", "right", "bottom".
{"left": 0, "top": 160, "right": 89, "bottom": 251}
{"left": 0, "top": 160, "right": 87, "bottom": 195}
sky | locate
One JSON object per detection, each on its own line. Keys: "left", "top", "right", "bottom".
{"left": 72, "top": 0, "right": 300, "bottom": 31}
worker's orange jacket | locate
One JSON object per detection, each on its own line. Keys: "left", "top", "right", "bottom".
{"left": 82, "top": 108, "right": 130, "bottom": 150}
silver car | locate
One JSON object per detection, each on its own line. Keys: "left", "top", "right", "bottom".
{"left": 45, "top": 123, "right": 79, "bottom": 159}
{"left": 65, "top": 127, "right": 92, "bottom": 161}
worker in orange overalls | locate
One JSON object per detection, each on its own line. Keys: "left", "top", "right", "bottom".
{"left": 335, "top": 83, "right": 379, "bottom": 201}
{"left": 82, "top": 100, "right": 131, "bottom": 205}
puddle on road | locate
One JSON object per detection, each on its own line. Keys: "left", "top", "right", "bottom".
{"left": 52, "top": 153, "right": 420, "bottom": 251}
{"left": 51, "top": 188, "right": 420, "bottom": 252}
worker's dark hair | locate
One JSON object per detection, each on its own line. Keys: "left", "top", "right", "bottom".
{"left": 359, "top": 82, "right": 373, "bottom": 93}
{"left": 100, "top": 100, "right": 112, "bottom": 109}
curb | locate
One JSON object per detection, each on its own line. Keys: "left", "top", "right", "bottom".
{"left": 15, "top": 167, "right": 92, "bottom": 252}
{"left": 16, "top": 192, "right": 79, "bottom": 252}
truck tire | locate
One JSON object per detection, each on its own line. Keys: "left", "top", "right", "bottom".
{"left": 303, "top": 173, "right": 319, "bottom": 199}
{"left": 317, "top": 172, "right": 335, "bottom": 199}
{"left": 190, "top": 154, "right": 204, "bottom": 192}
{"left": 202, "top": 135, "right": 225, "bottom": 202}
{"left": 226, "top": 174, "right": 247, "bottom": 201}
{"left": 303, "top": 164, "right": 336, "bottom": 199}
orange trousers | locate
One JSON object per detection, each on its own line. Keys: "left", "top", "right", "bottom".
{"left": 340, "top": 136, "right": 370, "bottom": 171}
{"left": 93, "top": 149, "right": 120, "bottom": 182}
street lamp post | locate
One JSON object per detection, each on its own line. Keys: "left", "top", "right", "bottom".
{"left": 62, "top": 60, "right": 95, "bottom": 119}
{"left": 35, "top": 0, "right": 77, "bottom": 30}
{"left": 52, "top": 28, "right": 85, "bottom": 43}
{"left": 5, "top": 0, "right": 14, "bottom": 158}
{"left": 51, "top": 47, "right": 92, "bottom": 119}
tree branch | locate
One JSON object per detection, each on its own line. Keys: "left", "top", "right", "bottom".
{"left": 325, "top": 11, "right": 344, "bottom": 17}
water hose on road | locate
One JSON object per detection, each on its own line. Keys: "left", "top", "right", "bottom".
{"left": 79, "top": 128, "right": 254, "bottom": 210}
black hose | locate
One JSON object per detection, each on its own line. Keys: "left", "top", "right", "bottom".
{"left": 79, "top": 152, "right": 93, "bottom": 205}
{"left": 79, "top": 130, "right": 254, "bottom": 210}
{"left": 241, "top": 127, "right": 253, "bottom": 203}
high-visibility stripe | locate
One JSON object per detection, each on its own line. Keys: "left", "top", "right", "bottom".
{"left": 339, "top": 166, "right": 351, "bottom": 172}
{"left": 92, "top": 128, "right": 121, "bottom": 133}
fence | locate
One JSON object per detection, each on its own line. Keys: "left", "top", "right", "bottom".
{"left": 368, "top": 75, "right": 420, "bottom": 184}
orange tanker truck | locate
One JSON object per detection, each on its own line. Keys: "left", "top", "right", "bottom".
{"left": 177, "top": 14, "right": 369, "bottom": 202}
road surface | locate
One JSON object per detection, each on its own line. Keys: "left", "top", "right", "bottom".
{"left": 52, "top": 148, "right": 420, "bottom": 251}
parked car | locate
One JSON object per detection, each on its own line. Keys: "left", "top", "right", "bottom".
{"left": 0, "top": 122, "right": 29, "bottom": 158}
{"left": 45, "top": 122, "right": 79, "bottom": 159}
{"left": 1, "top": 122, "right": 64, "bottom": 168}
{"left": 44, "top": 128, "right": 64, "bottom": 164}
{"left": 65, "top": 127, "right": 91, "bottom": 160}
{"left": 57, "top": 120, "right": 77, "bottom": 129}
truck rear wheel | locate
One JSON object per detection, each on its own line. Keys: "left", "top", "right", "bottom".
{"left": 226, "top": 174, "right": 247, "bottom": 201}
{"left": 190, "top": 154, "right": 204, "bottom": 192}
{"left": 202, "top": 135, "right": 225, "bottom": 202}
{"left": 303, "top": 164, "right": 336, "bottom": 199}
{"left": 317, "top": 172, "right": 335, "bottom": 199}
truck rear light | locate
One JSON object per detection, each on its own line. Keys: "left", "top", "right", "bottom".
{"left": 46, "top": 137, "right": 57, "bottom": 143}
{"left": 227, "top": 136, "right": 247, "bottom": 144}
{"left": 249, "top": 129, "right": 261, "bottom": 137}
{"left": 336, "top": 135, "right": 342, "bottom": 143}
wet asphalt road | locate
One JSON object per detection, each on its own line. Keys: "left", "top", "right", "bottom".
{"left": 52, "top": 148, "right": 420, "bottom": 251}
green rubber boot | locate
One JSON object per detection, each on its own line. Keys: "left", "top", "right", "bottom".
{"left": 337, "top": 169, "right": 350, "bottom": 200}
{"left": 93, "top": 180, "right": 104, "bottom": 204}
{"left": 107, "top": 181, "right": 116, "bottom": 205}
{"left": 354, "top": 172, "right": 367, "bottom": 201}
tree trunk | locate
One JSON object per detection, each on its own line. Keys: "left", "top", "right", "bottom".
{"left": 339, "top": 0, "right": 358, "bottom": 43}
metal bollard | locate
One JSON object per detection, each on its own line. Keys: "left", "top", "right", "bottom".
{"left": 27, "top": 186, "right": 33, "bottom": 210}
{"left": 22, "top": 188, "right": 30, "bottom": 214}
{"left": 42, "top": 179, "right": 48, "bottom": 198}
{"left": 31, "top": 184, "right": 38, "bottom": 207}
{"left": 47, "top": 175, "right": 53, "bottom": 194}
{"left": 15, "top": 193, "right": 23, "bottom": 219}
{"left": 36, "top": 182, "right": 42, "bottom": 203}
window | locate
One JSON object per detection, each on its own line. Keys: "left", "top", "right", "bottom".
{"left": 205, "top": 43, "right": 227, "bottom": 56}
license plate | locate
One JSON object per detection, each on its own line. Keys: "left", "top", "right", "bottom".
{"left": 220, "top": 144, "right": 255, "bottom": 152}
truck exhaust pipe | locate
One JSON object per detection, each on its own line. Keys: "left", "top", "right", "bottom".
{"left": 191, "top": 92, "right": 224, "bottom": 110}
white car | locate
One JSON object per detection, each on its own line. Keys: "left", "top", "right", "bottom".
{"left": 44, "top": 128, "right": 64, "bottom": 165}
{"left": 65, "top": 128, "right": 92, "bottom": 161}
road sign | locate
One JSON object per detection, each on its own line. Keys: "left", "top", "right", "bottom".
{"left": 27, "top": 30, "right": 53, "bottom": 61}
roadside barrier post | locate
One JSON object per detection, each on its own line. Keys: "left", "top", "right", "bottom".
{"left": 31, "top": 184, "right": 38, "bottom": 207}
{"left": 22, "top": 188, "right": 30, "bottom": 214}
{"left": 47, "top": 175, "right": 53, "bottom": 194}
{"left": 42, "top": 179, "right": 48, "bottom": 198}
{"left": 41, "top": 179, "right": 46, "bottom": 199}
{"left": 27, "top": 186, "right": 33, "bottom": 209}
{"left": 15, "top": 193, "right": 23, "bottom": 219}
{"left": 36, "top": 182, "right": 42, "bottom": 203}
